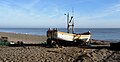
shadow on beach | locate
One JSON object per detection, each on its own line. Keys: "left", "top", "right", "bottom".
{"left": 8, "top": 43, "right": 120, "bottom": 51}
{"left": 8, "top": 43, "right": 47, "bottom": 47}
{"left": 80, "top": 44, "right": 120, "bottom": 51}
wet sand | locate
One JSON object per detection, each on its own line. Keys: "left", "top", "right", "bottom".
{"left": 0, "top": 32, "right": 119, "bottom": 62}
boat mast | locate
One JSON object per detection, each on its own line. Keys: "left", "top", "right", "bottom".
{"left": 67, "top": 13, "right": 70, "bottom": 33}
{"left": 72, "top": 9, "right": 74, "bottom": 34}
{"left": 66, "top": 11, "right": 74, "bottom": 33}
{"left": 72, "top": 19, "right": 74, "bottom": 33}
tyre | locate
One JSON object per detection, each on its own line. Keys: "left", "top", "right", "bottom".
{"left": 17, "top": 41, "right": 24, "bottom": 46}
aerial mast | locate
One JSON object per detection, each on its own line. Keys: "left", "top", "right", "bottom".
{"left": 71, "top": 8, "right": 74, "bottom": 33}
{"left": 67, "top": 13, "right": 70, "bottom": 33}
{"left": 65, "top": 11, "right": 74, "bottom": 33}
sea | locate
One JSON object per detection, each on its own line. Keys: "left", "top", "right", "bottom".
{"left": 0, "top": 28, "right": 120, "bottom": 42}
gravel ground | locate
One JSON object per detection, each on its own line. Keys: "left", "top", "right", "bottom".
{"left": 0, "top": 46, "right": 119, "bottom": 62}
{"left": 0, "top": 46, "right": 92, "bottom": 62}
{"left": 0, "top": 32, "right": 119, "bottom": 62}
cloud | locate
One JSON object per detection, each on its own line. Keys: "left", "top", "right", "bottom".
{"left": 22, "top": 0, "right": 41, "bottom": 10}
{"left": 0, "top": 0, "right": 120, "bottom": 28}
{"left": 77, "top": 3, "right": 120, "bottom": 21}
{"left": 74, "top": 2, "right": 120, "bottom": 28}
{"left": 0, "top": 0, "right": 66, "bottom": 28}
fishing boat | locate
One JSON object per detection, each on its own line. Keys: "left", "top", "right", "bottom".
{"left": 46, "top": 13, "right": 91, "bottom": 46}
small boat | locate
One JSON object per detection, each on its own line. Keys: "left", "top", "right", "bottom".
{"left": 46, "top": 12, "right": 92, "bottom": 46}
{"left": 47, "top": 28, "right": 91, "bottom": 46}
{"left": 110, "top": 42, "right": 120, "bottom": 50}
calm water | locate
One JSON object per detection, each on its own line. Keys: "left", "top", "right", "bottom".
{"left": 0, "top": 28, "right": 120, "bottom": 42}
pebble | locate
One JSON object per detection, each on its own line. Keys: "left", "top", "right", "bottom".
{"left": 0, "top": 46, "right": 119, "bottom": 62}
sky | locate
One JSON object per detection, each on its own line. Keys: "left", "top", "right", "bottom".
{"left": 0, "top": 0, "right": 120, "bottom": 28}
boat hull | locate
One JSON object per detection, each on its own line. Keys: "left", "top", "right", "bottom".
{"left": 57, "top": 32, "right": 91, "bottom": 42}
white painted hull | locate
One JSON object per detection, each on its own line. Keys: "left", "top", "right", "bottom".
{"left": 57, "top": 32, "right": 91, "bottom": 42}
